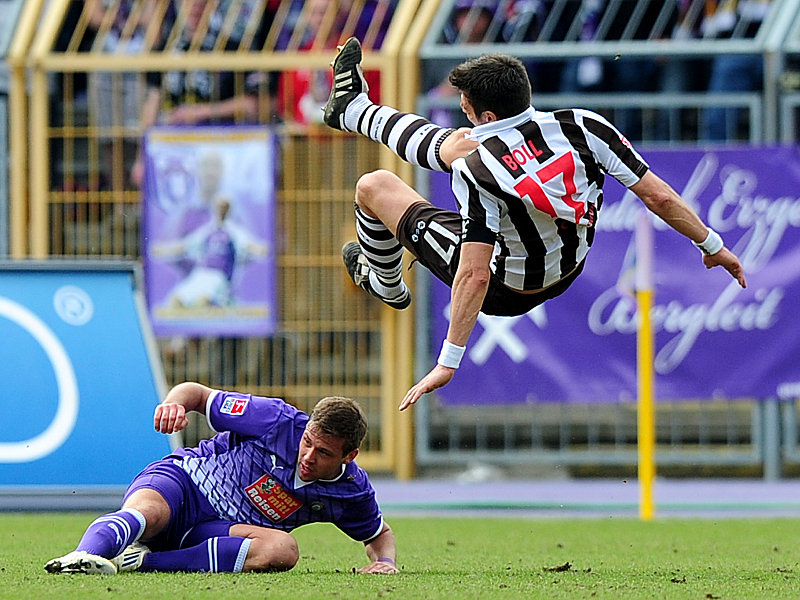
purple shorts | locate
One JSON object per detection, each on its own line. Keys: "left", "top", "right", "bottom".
{"left": 123, "top": 457, "right": 237, "bottom": 551}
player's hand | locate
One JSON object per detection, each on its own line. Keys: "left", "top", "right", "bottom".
{"left": 154, "top": 402, "right": 189, "bottom": 434}
{"left": 438, "top": 127, "right": 478, "bottom": 168}
{"left": 356, "top": 560, "right": 399, "bottom": 574}
{"left": 399, "top": 364, "right": 455, "bottom": 411}
{"left": 702, "top": 247, "right": 747, "bottom": 288}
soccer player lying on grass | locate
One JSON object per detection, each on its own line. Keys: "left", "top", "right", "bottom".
{"left": 45, "top": 382, "right": 399, "bottom": 575}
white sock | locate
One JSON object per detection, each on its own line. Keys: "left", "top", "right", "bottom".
{"left": 344, "top": 93, "right": 373, "bottom": 132}
{"left": 368, "top": 271, "right": 407, "bottom": 300}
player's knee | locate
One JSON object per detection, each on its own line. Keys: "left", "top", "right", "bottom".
{"left": 355, "top": 169, "right": 397, "bottom": 211}
{"left": 122, "top": 489, "right": 171, "bottom": 539}
{"left": 243, "top": 531, "right": 299, "bottom": 572}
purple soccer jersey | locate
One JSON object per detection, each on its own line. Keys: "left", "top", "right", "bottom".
{"left": 171, "top": 391, "right": 383, "bottom": 542}
{"left": 200, "top": 228, "right": 236, "bottom": 280}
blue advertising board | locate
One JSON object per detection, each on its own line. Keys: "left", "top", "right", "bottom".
{"left": 0, "top": 262, "right": 172, "bottom": 494}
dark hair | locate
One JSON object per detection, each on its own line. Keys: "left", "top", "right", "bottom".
{"left": 448, "top": 53, "right": 531, "bottom": 119}
{"left": 308, "top": 396, "right": 367, "bottom": 455}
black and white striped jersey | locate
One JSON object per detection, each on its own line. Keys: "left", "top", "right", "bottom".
{"left": 450, "top": 106, "right": 649, "bottom": 292}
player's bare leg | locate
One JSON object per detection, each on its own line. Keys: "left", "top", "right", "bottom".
{"left": 230, "top": 523, "right": 299, "bottom": 572}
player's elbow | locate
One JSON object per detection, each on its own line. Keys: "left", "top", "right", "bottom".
{"left": 641, "top": 190, "right": 676, "bottom": 216}
{"left": 461, "top": 264, "right": 491, "bottom": 290}
{"left": 631, "top": 173, "right": 680, "bottom": 217}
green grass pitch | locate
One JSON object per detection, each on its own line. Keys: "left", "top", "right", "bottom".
{"left": 2, "top": 512, "right": 799, "bottom": 599}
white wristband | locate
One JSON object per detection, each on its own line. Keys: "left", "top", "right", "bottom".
{"left": 692, "top": 227, "right": 724, "bottom": 256}
{"left": 437, "top": 339, "right": 466, "bottom": 369}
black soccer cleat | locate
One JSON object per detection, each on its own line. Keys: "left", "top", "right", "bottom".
{"left": 342, "top": 241, "right": 411, "bottom": 310}
{"left": 323, "top": 37, "right": 369, "bottom": 131}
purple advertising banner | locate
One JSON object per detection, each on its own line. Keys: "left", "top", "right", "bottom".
{"left": 431, "top": 146, "right": 800, "bottom": 404}
{"left": 142, "top": 126, "right": 277, "bottom": 337}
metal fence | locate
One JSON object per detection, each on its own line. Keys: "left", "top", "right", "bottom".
{"left": 7, "top": 0, "right": 419, "bottom": 475}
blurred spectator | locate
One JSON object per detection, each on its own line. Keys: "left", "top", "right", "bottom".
{"left": 52, "top": 1, "right": 96, "bottom": 107}
{"left": 132, "top": 0, "right": 278, "bottom": 186}
{"left": 423, "top": 0, "right": 565, "bottom": 125}
{"left": 558, "top": 0, "right": 605, "bottom": 94}
{"left": 655, "top": 0, "right": 709, "bottom": 141}
{"left": 422, "top": 1, "right": 504, "bottom": 128}
{"left": 604, "top": 0, "right": 668, "bottom": 141}
{"left": 85, "top": 0, "right": 168, "bottom": 189}
{"left": 555, "top": 0, "right": 666, "bottom": 141}
{"left": 276, "top": 0, "right": 342, "bottom": 125}
{"left": 499, "top": 0, "right": 563, "bottom": 94}
{"left": 500, "top": 0, "right": 545, "bottom": 43}
{"left": 350, "top": 0, "right": 397, "bottom": 49}
{"left": 424, "top": 1, "right": 498, "bottom": 99}
{"left": 441, "top": 0, "right": 498, "bottom": 44}
{"left": 701, "top": 0, "right": 771, "bottom": 141}
{"left": 50, "top": 1, "right": 97, "bottom": 192}
{"left": 276, "top": 0, "right": 388, "bottom": 126}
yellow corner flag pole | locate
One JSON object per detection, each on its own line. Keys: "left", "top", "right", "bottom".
{"left": 636, "top": 211, "right": 656, "bottom": 521}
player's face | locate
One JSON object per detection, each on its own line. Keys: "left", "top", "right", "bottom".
{"left": 297, "top": 424, "right": 358, "bottom": 482}
{"left": 460, "top": 93, "right": 480, "bottom": 125}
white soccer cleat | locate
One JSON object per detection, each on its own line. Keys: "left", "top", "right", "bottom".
{"left": 112, "top": 542, "right": 151, "bottom": 572}
{"left": 45, "top": 550, "right": 118, "bottom": 574}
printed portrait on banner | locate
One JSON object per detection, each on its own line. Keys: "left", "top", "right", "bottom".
{"left": 142, "top": 126, "right": 277, "bottom": 337}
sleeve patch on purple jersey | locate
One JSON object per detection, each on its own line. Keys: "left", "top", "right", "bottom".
{"left": 220, "top": 397, "right": 249, "bottom": 415}
{"left": 245, "top": 473, "right": 302, "bottom": 522}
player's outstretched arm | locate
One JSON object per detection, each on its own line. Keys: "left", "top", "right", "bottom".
{"left": 358, "top": 524, "right": 399, "bottom": 574}
{"left": 400, "top": 242, "right": 492, "bottom": 411}
{"left": 629, "top": 171, "right": 747, "bottom": 288}
{"left": 154, "top": 382, "right": 213, "bottom": 434}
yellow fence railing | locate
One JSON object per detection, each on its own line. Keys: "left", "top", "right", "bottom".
{"left": 10, "top": 0, "right": 436, "bottom": 479}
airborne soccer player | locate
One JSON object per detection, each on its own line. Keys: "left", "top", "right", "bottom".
{"left": 323, "top": 38, "right": 747, "bottom": 411}
{"left": 45, "top": 382, "right": 399, "bottom": 575}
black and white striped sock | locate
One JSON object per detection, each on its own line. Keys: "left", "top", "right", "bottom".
{"left": 344, "top": 96, "right": 454, "bottom": 172}
{"left": 354, "top": 203, "right": 407, "bottom": 299}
